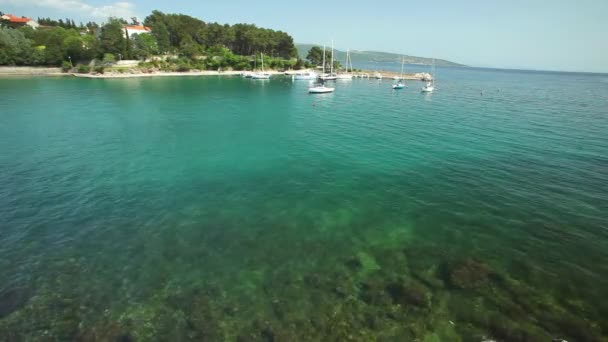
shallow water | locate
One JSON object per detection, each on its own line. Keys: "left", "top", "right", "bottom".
{"left": 1, "top": 69, "right": 607, "bottom": 340}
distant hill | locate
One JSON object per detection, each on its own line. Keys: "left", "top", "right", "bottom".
{"left": 296, "top": 43, "right": 464, "bottom": 67}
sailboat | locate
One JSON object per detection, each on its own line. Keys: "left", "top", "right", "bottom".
{"left": 309, "top": 44, "right": 334, "bottom": 93}
{"left": 320, "top": 40, "right": 337, "bottom": 81}
{"left": 373, "top": 62, "right": 383, "bottom": 79}
{"left": 421, "top": 58, "right": 435, "bottom": 92}
{"left": 251, "top": 53, "right": 271, "bottom": 79}
{"left": 392, "top": 57, "right": 406, "bottom": 89}
{"left": 308, "top": 80, "right": 335, "bottom": 93}
{"left": 336, "top": 49, "right": 353, "bottom": 80}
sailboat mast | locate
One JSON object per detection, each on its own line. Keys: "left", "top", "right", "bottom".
{"left": 330, "top": 40, "right": 334, "bottom": 74}
{"left": 432, "top": 58, "right": 435, "bottom": 85}
{"left": 345, "top": 49, "right": 349, "bottom": 73}
{"left": 322, "top": 45, "right": 326, "bottom": 74}
{"left": 400, "top": 56, "right": 404, "bottom": 78}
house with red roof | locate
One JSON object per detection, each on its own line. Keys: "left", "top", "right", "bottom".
{"left": 124, "top": 25, "right": 151, "bottom": 37}
{"left": 1, "top": 14, "right": 39, "bottom": 29}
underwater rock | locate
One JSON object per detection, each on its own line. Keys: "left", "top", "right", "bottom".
{"left": 447, "top": 258, "right": 491, "bottom": 289}
{"left": 345, "top": 252, "right": 380, "bottom": 276}
{"left": 345, "top": 256, "right": 363, "bottom": 271}
{"left": 556, "top": 316, "right": 603, "bottom": 342}
{"left": 260, "top": 326, "right": 275, "bottom": 342}
{"left": 385, "top": 281, "right": 431, "bottom": 308}
{"left": 359, "top": 279, "right": 391, "bottom": 306}
{"left": 486, "top": 313, "right": 553, "bottom": 342}
{"left": 304, "top": 273, "right": 323, "bottom": 288}
{"left": 0, "top": 287, "right": 31, "bottom": 318}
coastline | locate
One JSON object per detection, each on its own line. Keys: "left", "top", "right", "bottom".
{"left": 0, "top": 66, "right": 428, "bottom": 80}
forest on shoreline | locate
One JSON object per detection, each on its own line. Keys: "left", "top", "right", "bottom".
{"left": 0, "top": 10, "right": 311, "bottom": 72}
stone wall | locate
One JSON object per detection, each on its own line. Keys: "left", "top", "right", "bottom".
{"left": 0, "top": 67, "right": 63, "bottom": 75}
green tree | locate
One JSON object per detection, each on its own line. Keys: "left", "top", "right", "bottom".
{"left": 306, "top": 46, "right": 324, "bottom": 66}
{"left": 152, "top": 22, "right": 170, "bottom": 53}
{"left": 0, "top": 27, "right": 33, "bottom": 65}
{"left": 179, "top": 35, "right": 202, "bottom": 59}
{"left": 31, "top": 46, "right": 46, "bottom": 65}
{"left": 131, "top": 33, "right": 158, "bottom": 59}
{"left": 63, "top": 35, "right": 88, "bottom": 62}
{"left": 38, "top": 27, "right": 68, "bottom": 65}
{"left": 99, "top": 18, "right": 126, "bottom": 57}
{"left": 294, "top": 58, "right": 304, "bottom": 70}
{"left": 102, "top": 53, "right": 116, "bottom": 64}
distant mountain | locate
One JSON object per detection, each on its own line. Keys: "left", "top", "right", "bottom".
{"left": 296, "top": 44, "right": 464, "bottom": 67}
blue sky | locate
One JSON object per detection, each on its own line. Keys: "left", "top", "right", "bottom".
{"left": 1, "top": 0, "right": 607, "bottom": 72}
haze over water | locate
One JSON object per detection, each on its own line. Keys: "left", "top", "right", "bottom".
{"left": 1, "top": 68, "right": 608, "bottom": 340}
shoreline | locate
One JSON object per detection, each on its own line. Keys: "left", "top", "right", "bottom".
{"left": 0, "top": 67, "right": 428, "bottom": 80}
{"left": 0, "top": 66, "right": 66, "bottom": 77}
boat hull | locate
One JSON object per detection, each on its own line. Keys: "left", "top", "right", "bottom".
{"left": 336, "top": 74, "right": 353, "bottom": 80}
{"left": 309, "top": 87, "right": 335, "bottom": 94}
{"left": 293, "top": 72, "right": 318, "bottom": 80}
{"left": 251, "top": 74, "right": 271, "bottom": 80}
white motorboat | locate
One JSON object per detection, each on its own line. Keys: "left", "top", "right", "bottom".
{"left": 392, "top": 82, "right": 405, "bottom": 90}
{"left": 309, "top": 84, "right": 335, "bottom": 93}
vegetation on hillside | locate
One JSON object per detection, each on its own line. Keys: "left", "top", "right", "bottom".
{"left": 305, "top": 46, "right": 341, "bottom": 71}
{"left": 0, "top": 10, "right": 299, "bottom": 71}
{"left": 297, "top": 43, "right": 464, "bottom": 67}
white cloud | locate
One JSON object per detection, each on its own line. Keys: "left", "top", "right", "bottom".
{"left": 0, "top": 0, "right": 138, "bottom": 20}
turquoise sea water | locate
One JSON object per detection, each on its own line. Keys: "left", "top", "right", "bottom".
{"left": 1, "top": 69, "right": 608, "bottom": 341}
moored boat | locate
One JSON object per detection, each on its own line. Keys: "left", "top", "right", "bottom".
{"left": 251, "top": 53, "right": 271, "bottom": 80}
{"left": 309, "top": 84, "right": 335, "bottom": 93}
{"left": 293, "top": 71, "right": 318, "bottom": 80}
{"left": 421, "top": 59, "right": 435, "bottom": 92}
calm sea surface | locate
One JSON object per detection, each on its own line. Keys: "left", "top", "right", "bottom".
{"left": 1, "top": 68, "right": 607, "bottom": 340}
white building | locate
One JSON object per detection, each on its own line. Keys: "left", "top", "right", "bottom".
{"left": 124, "top": 25, "right": 151, "bottom": 37}
{"left": 1, "top": 14, "right": 39, "bottom": 29}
